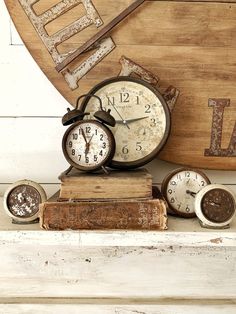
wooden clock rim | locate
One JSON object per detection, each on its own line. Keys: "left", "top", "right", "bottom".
{"left": 80, "top": 76, "right": 171, "bottom": 170}
{"left": 62, "top": 119, "right": 116, "bottom": 172}
{"left": 161, "top": 167, "right": 211, "bottom": 218}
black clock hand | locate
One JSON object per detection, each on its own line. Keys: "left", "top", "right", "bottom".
{"left": 209, "top": 200, "right": 221, "bottom": 207}
{"left": 110, "top": 103, "right": 130, "bottom": 130}
{"left": 186, "top": 190, "right": 197, "bottom": 198}
{"left": 85, "top": 134, "right": 94, "bottom": 155}
{"left": 116, "top": 116, "right": 148, "bottom": 124}
{"left": 81, "top": 128, "right": 88, "bottom": 144}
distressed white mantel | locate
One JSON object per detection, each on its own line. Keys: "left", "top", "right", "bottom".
{"left": 1, "top": 198, "right": 236, "bottom": 313}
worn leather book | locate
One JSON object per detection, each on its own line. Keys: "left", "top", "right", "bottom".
{"left": 40, "top": 188, "right": 167, "bottom": 231}
{"left": 59, "top": 168, "right": 153, "bottom": 200}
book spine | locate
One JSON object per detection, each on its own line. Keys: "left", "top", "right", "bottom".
{"left": 40, "top": 199, "right": 167, "bottom": 231}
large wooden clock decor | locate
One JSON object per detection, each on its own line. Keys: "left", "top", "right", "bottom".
{"left": 4, "top": 0, "right": 236, "bottom": 170}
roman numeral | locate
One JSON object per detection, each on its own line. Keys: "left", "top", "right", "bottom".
{"left": 18, "top": 0, "right": 115, "bottom": 90}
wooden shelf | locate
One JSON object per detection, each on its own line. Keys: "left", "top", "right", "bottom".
{"left": 1, "top": 197, "right": 236, "bottom": 248}
{"left": 1, "top": 197, "right": 236, "bottom": 308}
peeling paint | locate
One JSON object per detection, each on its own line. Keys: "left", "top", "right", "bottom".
{"left": 210, "top": 237, "right": 223, "bottom": 244}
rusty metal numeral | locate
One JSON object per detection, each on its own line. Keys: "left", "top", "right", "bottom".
{"left": 119, "top": 56, "right": 179, "bottom": 112}
{"left": 63, "top": 37, "right": 115, "bottom": 90}
{"left": 119, "top": 55, "right": 159, "bottom": 86}
{"left": 18, "top": 0, "right": 115, "bottom": 90}
{"left": 205, "top": 98, "right": 236, "bottom": 157}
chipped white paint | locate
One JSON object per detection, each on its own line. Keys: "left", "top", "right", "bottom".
{"left": 1, "top": 304, "right": 236, "bottom": 314}
{"left": 18, "top": 0, "right": 115, "bottom": 90}
{"left": 0, "top": 200, "right": 236, "bottom": 300}
{"left": 18, "top": 0, "right": 103, "bottom": 63}
{"left": 63, "top": 37, "right": 116, "bottom": 90}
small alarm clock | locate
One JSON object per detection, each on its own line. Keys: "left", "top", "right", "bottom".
{"left": 62, "top": 94, "right": 116, "bottom": 173}
{"left": 3, "top": 180, "right": 47, "bottom": 224}
{"left": 195, "top": 184, "right": 236, "bottom": 229}
{"left": 161, "top": 168, "right": 211, "bottom": 218}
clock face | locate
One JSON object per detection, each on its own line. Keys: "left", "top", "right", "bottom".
{"left": 161, "top": 168, "right": 211, "bottom": 218}
{"left": 3, "top": 180, "right": 47, "bottom": 222}
{"left": 201, "top": 188, "right": 235, "bottom": 223}
{"left": 81, "top": 77, "right": 171, "bottom": 169}
{"left": 7, "top": 185, "right": 41, "bottom": 219}
{"left": 62, "top": 120, "right": 115, "bottom": 171}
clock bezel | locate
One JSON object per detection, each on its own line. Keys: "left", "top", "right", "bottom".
{"left": 161, "top": 167, "right": 211, "bottom": 218}
{"left": 195, "top": 184, "right": 236, "bottom": 227}
{"left": 3, "top": 180, "right": 47, "bottom": 222}
{"left": 80, "top": 76, "right": 171, "bottom": 170}
{"left": 62, "top": 119, "right": 116, "bottom": 172}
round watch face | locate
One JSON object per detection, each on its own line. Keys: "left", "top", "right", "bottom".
{"left": 62, "top": 120, "right": 115, "bottom": 171}
{"left": 195, "top": 185, "right": 236, "bottom": 226}
{"left": 161, "top": 168, "right": 211, "bottom": 218}
{"left": 80, "top": 77, "right": 171, "bottom": 169}
{"left": 201, "top": 188, "right": 235, "bottom": 223}
{"left": 7, "top": 185, "right": 41, "bottom": 218}
{"left": 3, "top": 180, "right": 47, "bottom": 222}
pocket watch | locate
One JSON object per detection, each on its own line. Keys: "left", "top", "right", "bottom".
{"left": 62, "top": 94, "right": 116, "bottom": 172}
{"left": 80, "top": 76, "right": 171, "bottom": 169}
{"left": 161, "top": 168, "right": 211, "bottom": 218}
{"left": 3, "top": 180, "right": 47, "bottom": 224}
{"left": 195, "top": 184, "right": 236, "bottom": 229}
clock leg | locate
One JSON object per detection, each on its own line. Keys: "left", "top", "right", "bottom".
{"left": 11, "top": 218, "right": 39, "bottom": 225}
{"left": 199, "top": 220, "right": 230, "bottom": 230}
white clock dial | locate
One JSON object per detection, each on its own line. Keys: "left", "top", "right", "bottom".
{"left": 63, "top": 120, "right": 115, "bottom": 171}
{"left": 162, "top": 168, "right": 211, "bottom": 218}
{"left": 81, "top": 77, "right": 170, "bottom": 169}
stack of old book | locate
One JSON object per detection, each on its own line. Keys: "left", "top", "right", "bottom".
{"left": 39, "top": 168, "right": 167, "bottom": 231}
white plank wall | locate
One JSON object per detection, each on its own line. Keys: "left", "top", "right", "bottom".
{"left": 0, "top": 1, "right": 236, "bottom": 200}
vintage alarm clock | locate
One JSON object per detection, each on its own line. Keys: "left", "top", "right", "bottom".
{"left": 3, "top": 180, "right": 47, "bottom": 224}
{"left": 195, "top": 184, "right": 236, "bottom": 229}
{"left": 161, "top": 168, "right": 211, "bottom": 218}
{"left": 62, "top": 94, "right": 116, "bottom": 172}
{"left": 80, "top": 77, "right": 171, "bottom": 169}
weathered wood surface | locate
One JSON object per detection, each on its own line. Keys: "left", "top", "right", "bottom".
{"left": 0, "top": 231, "right": 236, "bottom": 299}
{"left": 59, "top": 168, "right": 152, "bottom": 199}
{"left": 1, "top": 198, "right": 236, "bottom": 299}
{"left": 4, "top": 0, "right": 236, "bottom": 170}
{"left": 1, "top": 303, "right": 236, "bottom": 314}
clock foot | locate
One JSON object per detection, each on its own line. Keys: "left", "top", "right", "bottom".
{"left": 101, "top": 166, "right": 109, "bottom": 175}
{"left": 11, "top": 218, "right": 39, "bottom": 225}
{"left": 199, "top": 220, "right": 230, "bottom": 230}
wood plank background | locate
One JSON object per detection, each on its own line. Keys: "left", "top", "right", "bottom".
{"left": 5, "top": 0, "right": 236, "bottom": 169}
{"left": 0, "top": 1, "right": 236, "bottom": 198}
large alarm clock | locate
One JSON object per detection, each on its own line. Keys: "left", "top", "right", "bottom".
{"left": 80, "top": 76, "right": 171, "bottom": 169}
